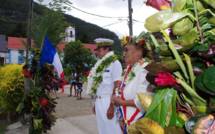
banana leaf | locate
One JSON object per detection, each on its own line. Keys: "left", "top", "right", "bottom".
{"left": 145, "top": 10, "right": 189, "bottom": 32}
{"left": 162, "top": 30, "right": 189, "bottom": 80}
{"left": 176, "top": 78, "right": 207, "bottom": 113}
{"left": 145, "top": 88, "right": 180, "bottom": 127}
{"left": 172, "top": 18, "right": 194, "bottom": 36}
{"left": 184, "top": 54, "right": 196, "bottom": 89}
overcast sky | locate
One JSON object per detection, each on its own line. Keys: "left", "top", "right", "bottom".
{"left": 37, "top": 0, "right": 157, "bottom": 37}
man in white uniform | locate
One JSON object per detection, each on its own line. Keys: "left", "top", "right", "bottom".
{"left": 88, "top": 38, "right": 122, "bottom": 134}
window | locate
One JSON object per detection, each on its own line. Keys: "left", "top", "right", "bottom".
{"left": 18, "top": 50, "right": 24, "bottom": 64}
{"left": 70, "top": 31, "right": 73, "bottom": 37}
{"left": 0, "top": 57, "right": 4, "bottom": 65}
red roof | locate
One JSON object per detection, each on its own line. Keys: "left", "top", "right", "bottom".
{"left": 84, "top": 43, "right": 97, "bottom": 53}
{"left": 8, "top": 37, "right": 34, "bottom": 50}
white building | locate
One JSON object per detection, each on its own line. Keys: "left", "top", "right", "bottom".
{"left": 64, "top": 26, "right": 76, "bottom": 43}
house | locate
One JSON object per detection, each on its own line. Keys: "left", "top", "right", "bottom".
{"left": 0, "top": 35, "right": 7, "bottom": 65}
{"left": 7, "top": 37, "right": 34, "bottom": 64}
{"left": 83, "top": 43, "right": 97, "bottom": 54}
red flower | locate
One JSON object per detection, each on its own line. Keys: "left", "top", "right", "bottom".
{"left": 155, "top": 72, "right": 177, "bottom": 87}
{"left": 146, "top": 0, "right": 171, "bottom": 10}
{"left": 22, "top": 69, "right": 32, "bottom": 78}
{"left": 39, "top": 97, "right": 49, "bottom": 107}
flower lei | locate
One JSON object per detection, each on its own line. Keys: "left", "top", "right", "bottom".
{"left": 87, "top": 51, "right": 118, "bottom": 95}
{"left": 125, "top": 59, "right": 147, "bottom": 84}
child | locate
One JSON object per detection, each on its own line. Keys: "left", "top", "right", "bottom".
{"left": 76, "top": 78, "right": 83, "bottom": 100}
{"left": 69, "top": 73, "right": 77, "bottom": 97}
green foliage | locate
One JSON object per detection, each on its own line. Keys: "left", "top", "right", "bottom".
{"left": 0, "top": 64, "right": 24, "bottom": 113}
{"left": 145, "top": 88, "right": 180, "bottom": 128}
{"left": 17, "top": 87, "right": 57, "bottom": 134}
{"left": 32, "top": 9, "right": 68, "bottom": 47}
{"left": 0, "top": 0, "right": 29, "bottom": 36}
{"left": 195, "top": 66, "right": 215, "bottom": 95}
{"left": 64, "top": 40, "right": 96, "bottom": 74}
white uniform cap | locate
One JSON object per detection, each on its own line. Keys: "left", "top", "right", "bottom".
{"left": 94, "top": 38, "right": 114, "bottom": 44}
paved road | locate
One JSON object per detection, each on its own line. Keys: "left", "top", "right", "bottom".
{"left": 48, "top": 115, "right": 98, "bottom": 134}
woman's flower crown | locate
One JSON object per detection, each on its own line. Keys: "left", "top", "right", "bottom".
{"left": 121, "top": 36, "right": 145, "bottom": 47}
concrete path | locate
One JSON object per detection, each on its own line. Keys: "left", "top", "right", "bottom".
{"left": 48, "top": 115, "right": 98, "bottom": 134}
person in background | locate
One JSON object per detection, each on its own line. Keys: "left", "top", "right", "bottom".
{"left": 76, "top": 76, "right": 83, "bottom": 100}
{"left": 69, "top": 72, "right": 77, "bottom": 97}
{"left": 51, "top": 66, "right": 60, "bottom": 99}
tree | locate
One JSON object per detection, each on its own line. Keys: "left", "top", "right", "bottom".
{"left": 64, "top": 40, "right": 96, "bottom": 75}
{"left": 32, "top": 8, "right": 68, "bottom": 47}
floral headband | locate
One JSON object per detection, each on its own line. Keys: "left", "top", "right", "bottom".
{"left": 121, "top": 36, "right": 145, "bottom": 47}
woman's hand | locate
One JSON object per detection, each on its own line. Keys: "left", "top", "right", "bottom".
{"left": 112, "top": 96, "right": 124, "bottom": 106}
{"left": 107, "top": 103, "right": 114, "bottom": 119}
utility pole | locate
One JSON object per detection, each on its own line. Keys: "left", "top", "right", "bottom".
{"left": 26, "top": 0, "right": 33, "bottom": 64}
{"left": 24, "top": 0, "right": 33, "bottom": 96}
{"left": 128, "top": 0, "right": 133, "bottom": 36}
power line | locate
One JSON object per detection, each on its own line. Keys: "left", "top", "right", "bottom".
{"left": 65, "top": 2, "right": 127, "bottom": 19}
{"left": 103, "top": 20, "right": 126, "bottom": 27}
{"left": 133, "top": 19, "right": 144, "bottom": 23}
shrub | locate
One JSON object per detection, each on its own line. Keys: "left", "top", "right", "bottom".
{"left": 0, "top": 64, "right": 24, "bottom": 114}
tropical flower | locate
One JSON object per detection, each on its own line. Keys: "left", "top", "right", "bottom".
{"left": 146, "top": 0, "right": 171, "bottom": 10}
{"left": 155, "top": 72, "right": 177, "bottom": 87}
{"left": 39, "top": 97, "right": 49, "bottom": 107}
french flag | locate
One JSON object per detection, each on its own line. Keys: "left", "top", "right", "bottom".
{"left": 40, "top": 37, "right": 65, "bottom": 92}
